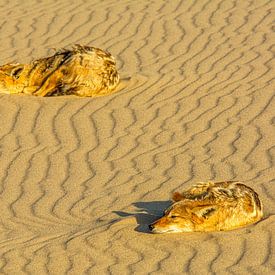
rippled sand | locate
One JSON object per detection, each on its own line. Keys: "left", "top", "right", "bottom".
{"left": 0, "top": 0, "right": 274, "bottom": 274}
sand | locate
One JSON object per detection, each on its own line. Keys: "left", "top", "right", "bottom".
{"left": 0, "top": 0, "right": 274, "bottom": 274}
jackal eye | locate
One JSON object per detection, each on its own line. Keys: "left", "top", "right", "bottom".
{"left": 171, "top": 215, "right": 178, "bottom": 218}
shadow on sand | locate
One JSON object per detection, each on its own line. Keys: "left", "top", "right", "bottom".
{"left": 114, "top": 200, "right": 172, "bottom": 233}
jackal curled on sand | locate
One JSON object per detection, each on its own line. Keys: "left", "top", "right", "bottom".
{"left": 0, "top": 45, "right": 120, "bottom": 97}
{"left": 149, "top": 181, "right": 263, "bottom": 233}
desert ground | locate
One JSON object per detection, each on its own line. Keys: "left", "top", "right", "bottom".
{"left": 0, "top": 0, "right": 274, "bottom": 274}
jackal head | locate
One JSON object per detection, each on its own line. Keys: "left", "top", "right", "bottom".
{"left": 148, "top": 193, "right": 216, "bottom": 233}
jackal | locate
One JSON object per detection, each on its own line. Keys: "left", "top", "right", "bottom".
{"left": 0, "top": 45, "right": 120, "bottom": 97}
{"left": 149, "top": 181, "right": 263, "bottom": 233}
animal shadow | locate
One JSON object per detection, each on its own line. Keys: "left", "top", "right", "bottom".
{"left": 114, "top": 200, "right": 171, "bottom": 233}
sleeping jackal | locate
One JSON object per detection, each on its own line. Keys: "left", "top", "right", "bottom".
{"left": 0, "top": 45, "right": 120, "bottom": 97}
{"left": 149, "top": 181, "right": 263, "bottom": 233}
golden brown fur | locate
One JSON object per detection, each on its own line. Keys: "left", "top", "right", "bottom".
{"left": 0, "top": 45, "right": 120, "bottom": 97}
{"left": 149, "top": 181, "right": 263, "bottom": 233}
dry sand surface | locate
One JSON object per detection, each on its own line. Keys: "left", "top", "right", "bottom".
{"left": 0, "top": 0, "right": 274, "bottom": 274}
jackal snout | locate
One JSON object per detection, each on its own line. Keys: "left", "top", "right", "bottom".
{"left": 148, "top": 204, "right": 196, "bottom": 233}
{"left": 148, "top": 223, "right": 154, "bottom": 231}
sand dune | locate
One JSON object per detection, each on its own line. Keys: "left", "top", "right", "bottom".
{"left": 0, "top": 0, "right": 274, "bottom": 273}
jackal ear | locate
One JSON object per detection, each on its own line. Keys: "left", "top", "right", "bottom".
{"left": 11, "top": 66, "right": 24, "bottom": 79}
{"left": 192, "top": 205, "right": 216, "bottom": 219}
{"left": 186, "top": 205, "right": 216, "bottom": 224}
{"left": 172, "top": 192, "right": 184, "bottom": 202}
